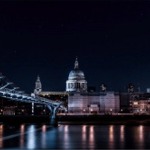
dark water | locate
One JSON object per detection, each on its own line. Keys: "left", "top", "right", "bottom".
{"left": 0, "top": 124, "right": 150, "bottom": 149}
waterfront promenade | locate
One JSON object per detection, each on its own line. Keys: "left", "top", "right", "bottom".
{"left": 0, "top": 114, "right": 150, "bottom": 125}
{"left": 58, "top": 114, "right": 150, "bottom": 125}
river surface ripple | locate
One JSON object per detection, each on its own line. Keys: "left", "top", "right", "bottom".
{"left": 0, "top": 124, "right": 150, "bottom": 149}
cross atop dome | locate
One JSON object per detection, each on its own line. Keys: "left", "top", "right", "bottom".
{"left": 74, "top": 57, "right": 79, "bottom": 69}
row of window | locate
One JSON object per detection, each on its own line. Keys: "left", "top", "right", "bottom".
{"left": 67, "top": 82, "right": 86, "bottom": 89}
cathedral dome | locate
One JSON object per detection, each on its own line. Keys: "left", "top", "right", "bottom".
{"left": 66, "top": 58, "right": 87, "bottom": 92}
{"left": 68, "top": 58, "right": 85, "bottom": 80}
{"left": 68, "top": 69, "right": 85, "bottom": 80}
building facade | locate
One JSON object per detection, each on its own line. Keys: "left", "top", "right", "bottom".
{"left": 130, "top": 92, "right": 150, "bottom": 114}
{"left": 66, "top": 58, "right": 120, "bottom": 114}
{"left": 68, "top": 92, "right": 120, "bottom": 113}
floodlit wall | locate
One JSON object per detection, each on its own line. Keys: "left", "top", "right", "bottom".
{"left": 68, "top": 92, "right": 120, "bottom": 113}
{"left": 102, "top": 92, "right": 120, "bottom": 112}
{"left": 68, "top": 93, "right": 88, "bottom": 113}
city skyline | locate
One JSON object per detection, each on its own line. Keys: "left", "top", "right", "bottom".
{"left": 1, "top": 1, "right": 150, "bottom": 150}
{"left": 0, "top": 1, "right": 150, "bottom": 93}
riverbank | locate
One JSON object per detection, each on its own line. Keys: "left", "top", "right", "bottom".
{"left": 1, "top": 115, "right": 150, "bottom": 125}
{"left": 0, "top": 115, "right": 50, "bottom": 124}
{"left": 58, "top": 114, "right": 150, "bottom": 125}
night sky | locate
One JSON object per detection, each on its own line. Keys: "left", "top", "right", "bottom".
{"left": 0, "top": 0, "right": 150, "bottom": 93}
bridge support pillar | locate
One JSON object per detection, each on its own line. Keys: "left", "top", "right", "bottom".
{"left": 50, "top": 116, "right": 58, "bottom": 126}
{"left": 47, "top": 104, "right": 61, "bottom": 126}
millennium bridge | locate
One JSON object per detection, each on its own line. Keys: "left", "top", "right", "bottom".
{"left": 0, "top": 73, "right": 66, "bottom": 125}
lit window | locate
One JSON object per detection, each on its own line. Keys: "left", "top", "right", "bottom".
{"left": 133, "top": 102, "right": 138, "bottom": 105}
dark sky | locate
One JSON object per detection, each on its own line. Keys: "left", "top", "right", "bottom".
{"left": 0, "top": 0, "right": 150, "bottom": 93}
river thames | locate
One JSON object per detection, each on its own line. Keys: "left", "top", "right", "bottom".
{"left": 0, "top": 124, "right": 150, "bottom": 149}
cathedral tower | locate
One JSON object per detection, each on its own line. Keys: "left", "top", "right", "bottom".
{"left": 34, "top": 75, "right": 42, "bottom": 95}
{"left": 66, "top": 58, "right": 87, "bottom": 92}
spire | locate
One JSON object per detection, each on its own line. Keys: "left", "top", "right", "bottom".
{"left": 34, "top": 75, "right": 42, "bottom": 94}
{"left": 37, "top": 75, "right": 40, "bottom": 82}
{"left": 74, "top": 57, "right": 79, "bottom": 69}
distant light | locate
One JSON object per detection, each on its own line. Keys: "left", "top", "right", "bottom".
{"left": 133, "top": 102, "right": 138, "bottom": 105}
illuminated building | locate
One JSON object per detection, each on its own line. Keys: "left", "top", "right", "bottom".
{"left": 66, "top": 57, "right": 87, "bottom": 92}
{"left": 33, "top": 58, "right": 120, "bottom": 114}
{"left": 68, "top": 92, "right": 120, "bottom": 113}
{"left": 34, "top": 75, "right": 42, "bottom": 95}
{"left": 39, "top": 91, "right": 68, "bottom": 108}
{"left": 130, "top": 92, "right": 150, "bottom": 114}
{"left": 66, "top": 58, "right": 120, "bottom": 113}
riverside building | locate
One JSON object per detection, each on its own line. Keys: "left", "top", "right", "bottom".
{"left": 33, "top": 58, "right": 150, "bottom": 115}
{"left": 34, "top": 58, "right": 120, "bottom": 114}
{"left": 66, "top": 58, "right": 120, "bottom": 114}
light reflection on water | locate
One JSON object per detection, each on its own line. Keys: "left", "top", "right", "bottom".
{"left": 139, "top": 125, "right": 144, "bottom": 143}
{"left": 63, "top": 125, "right": 69, "bottom": 148}
{"left": 120, "top": 125, "right": 125, "bottom": 148}
{"left": 1, "top": 124, "right": 150, "bottom": 149}
{"left": 82, "top": 125, "right": 87, "bottom": 149}
{"left": 89, "top": 125, "right": 95, "bottom": 149}
{"left": 120, "top": 125, "right": 124, "bottom": 142}
{"left": 27, "top": 125, "right": 36, "bottom": 149}
{"left": 137, "top": 125, "right": 144, "bottom": 148}
{"left": 20, "top": 124, "right": 25, "bottom": 148}
{"left": 82, "top": 125, "right": 86, "bottom": 142}
{"left": 109, "top": 125, "right": 114, "bottom": 149}
{"left": 41, "top": 125, "right": 47, "bottom": 148}
{"left": 64, "top": 125, "right": 69, "bottom": 142}
{"left": 0, "top": 125, "right": 3, "bottom": 148}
